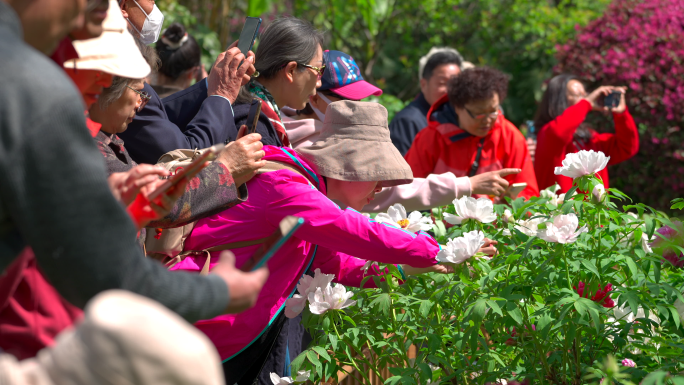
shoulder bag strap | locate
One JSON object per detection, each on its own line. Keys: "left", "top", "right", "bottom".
{"left": 468, "top": 137, "right": 487, "bottom": 177}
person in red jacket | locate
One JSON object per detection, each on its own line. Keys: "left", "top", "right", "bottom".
{"left": 405, "top": 67, "right": 539, "bottom": 200}
{"left": 533, "top": 74, "right": 639, "bottom": 193}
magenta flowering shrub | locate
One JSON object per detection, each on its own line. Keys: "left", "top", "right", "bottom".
{"left": 555, "top": 0, "right": 684, "bottom": 211}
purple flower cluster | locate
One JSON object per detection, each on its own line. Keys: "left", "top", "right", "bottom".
{"left": 555, "top": 0, "right": 684, "bottom": 211}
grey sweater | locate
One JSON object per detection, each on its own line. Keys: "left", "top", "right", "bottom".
{"left": 0, "top": 3, "right": 228, "bottom": 323}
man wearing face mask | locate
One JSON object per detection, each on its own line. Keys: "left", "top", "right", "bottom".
{"left": 117, "top": 0, "right": 257, "bottom": 165}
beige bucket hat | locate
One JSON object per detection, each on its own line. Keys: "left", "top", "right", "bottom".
{"left": 26, "top": 290, "right": 224, "bottom": 385}
{"left": 297, "top": 100, "right": 413, "bottom": 187}
{"left": 62, "top": 0, "right": 151, "bottom": 79}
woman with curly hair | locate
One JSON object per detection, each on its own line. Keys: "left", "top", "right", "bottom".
{"left": 405, "top": 66, "right": 539, "bottom": 200}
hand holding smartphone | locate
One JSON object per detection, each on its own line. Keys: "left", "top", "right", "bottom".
{"left": 235, "top": 17, "right": 262, "bottom": 68}
{"left": 506, "top": 182, "right": 527, "bottom": 199}
{"left": 603, "top": 90, "right": 622, "bottom": 109}
{"left": 147, "top": 144, "right": 225, "bottom": 201}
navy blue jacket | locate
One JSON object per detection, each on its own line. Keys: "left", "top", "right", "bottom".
{"left": 388, "top": 92, "right": 432, "bottom": 156}
{"left": 119, "top": 80, "right": 235, "bottom": 164}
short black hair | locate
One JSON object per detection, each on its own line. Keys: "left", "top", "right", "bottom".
{"left": 155, "top": 23, "right": 201, "bottom": 80}
{"left": 447, "top": 67, "right": 510, "bottom": 108}
{"left": 422, "top": 51, "right": 463, "bottom": 80}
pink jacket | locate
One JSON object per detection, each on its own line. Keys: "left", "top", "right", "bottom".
{"left": 171, "top": 146, "right": 440, "bottom": 361}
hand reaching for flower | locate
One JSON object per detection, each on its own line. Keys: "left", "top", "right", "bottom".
{"left": 402, "top": 233, "right": 497, "bottom": 276}
{"left": 479, "top": 238, "right": 498, "bottom": 256}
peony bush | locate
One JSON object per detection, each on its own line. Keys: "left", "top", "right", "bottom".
{"left": 289, "top": 151, "right": 684, "bottom": 384}
{"left": 555, "top": 0, "right": 684, "bottom": 213}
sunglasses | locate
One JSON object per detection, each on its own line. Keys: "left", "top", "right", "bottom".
{"left": 127, "top": 85, "right": 151, "bottom": 112}
{"left": 300, "top": 63, "right": 326, "bottom": 78}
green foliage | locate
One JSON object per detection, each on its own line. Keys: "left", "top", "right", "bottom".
{"left": 292, "top": 0, "right": 610, "bottom": 125}
{"left": 294, "top": 180, "right": 684, "bottom": 384}
{"left": 157, "top": 0, "right": 221, "bottom": 69}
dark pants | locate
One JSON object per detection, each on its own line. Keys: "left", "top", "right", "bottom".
{"left": 222, "top": 312, "right": 288, "bottom": 385}
{"left": 222, "top": 312, "right": 314, "bottom": 385}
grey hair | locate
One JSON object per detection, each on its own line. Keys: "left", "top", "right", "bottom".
{"left": 98, "top": 36, "right": 159, "bottom": 109}
{"left": 254, "top": 17, "right": 324, "bottom": 79}
{"left": 98, "top": 76, "right": 135, "bottom": 109}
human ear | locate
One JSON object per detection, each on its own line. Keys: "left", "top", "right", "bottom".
{"left": 120, "top": 0, "right": 129, "bottom": 18}
{"left": 419, "top": 78, "right": 428, "bottom": 94}
{"left": 284, "top": 62, "right": 298, "bottom": 84}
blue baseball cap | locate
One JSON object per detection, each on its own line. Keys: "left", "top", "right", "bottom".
{"left": 319, "top": 50, "right": 382, "bottom": 100}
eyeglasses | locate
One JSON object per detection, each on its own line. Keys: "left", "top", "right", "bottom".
{"left": 465, "top": 106, "right": 501, "bottom": 121}
{"left": 300, "top": 63, "right": 326, "bottom": 79}
{"left": 127, "top": 85, "right": 151, "bottom": 112}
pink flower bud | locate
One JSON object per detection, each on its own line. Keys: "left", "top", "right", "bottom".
{"left": 621, "top": 358, "right": 636, "bottom": 367}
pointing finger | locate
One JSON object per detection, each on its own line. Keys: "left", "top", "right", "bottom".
{"left": 497, "top": 168, "right": 522, "bottom": 177}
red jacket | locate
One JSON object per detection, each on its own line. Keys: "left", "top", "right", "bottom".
{"left": 0, "top": 248, "right": 82, "bottom": 359}
{"left": 405, "top": 94, "right": 539, "bottom": 199}
{"left": 535, "top": 99, "right": 639, "bottom": 193}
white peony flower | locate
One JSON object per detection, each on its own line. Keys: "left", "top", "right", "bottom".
{"left": 375, "top": 203, "right": 433, "bottom": 233}
{"left": 284, "top": 269, "right": 336, "bottom": 318}
{"left": 623, "top": 213, "right": 655, "bottom": 253}
{"left": 270, "top": 373, "right": 294, "bottom": 385}
{"left": 444, "top": 196, "right": 497, "bottom": 225}
{"left": 297, "top": 268, "right": 334, "bottom": 298}
{"left": 514, "top": 214, "right": 546, "bottom": 237}
{"left": 284, "top": 295, "right": 307, "bottom": 319}
{"left": 269, "top": 371, "right": 310, "bottom": 385}
{"left": 592, "top": 183, "right": 607, "bottom": 203}
{"left": 503, "top": 209, "right": 514, "bottom": 224}
{"left": 537, "top": 213, "right": 588, "bottom": 244}
{"left": 360, "top": 260, "right": 379, "bottom": 273}
{"left": 436, "top": 230, "right": 485, "bottom": 264}
{"left": 294, "top": 371, "right": 311, "bottom": 382}
{"left": 308, "top": 284, "right": 356, "bottom": 315}
{"left": 554, "top": 150, "right": 610, "bottom": 179}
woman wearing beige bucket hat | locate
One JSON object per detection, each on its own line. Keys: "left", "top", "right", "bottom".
{"left": 170, "top": 100, "right": 495, "bottom": 385}
{"left": 62, "top": 0, "right": 151, "bottom": 137}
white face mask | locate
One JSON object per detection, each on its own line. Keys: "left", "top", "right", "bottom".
{"left": 312, "top": 93, "right": 334, "bottom": 121}
{"left": 126, "top": 0, "right": 164, "bottom": 44}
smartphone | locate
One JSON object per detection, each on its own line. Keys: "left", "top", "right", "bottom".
{"left": 235, "top": 17, "right": 262, "bottom": 67}
{"left": 240, "top": 216, "right": 305, "bottom": 272}
{"left": 604, "top": 90, "right": 621, "bottom": 108}
{"left": 506, "top": 183, "right": 528, "bottom": 199}
{"left": 246, "top": 99, "right": 262, "bottom": 134}
{"left": 147, "top": 144, "right": 225, "bottom": 201}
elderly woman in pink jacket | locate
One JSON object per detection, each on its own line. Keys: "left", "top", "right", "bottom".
{"left": 172, "top": 101, "right": 495, "bottom": 385}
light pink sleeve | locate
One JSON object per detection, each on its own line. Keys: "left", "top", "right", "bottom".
{"left": 265, "top": 171, "right": 441, "bottom": 269}
{"left": 362, "top": 172, "right": 472, "bottom": 213}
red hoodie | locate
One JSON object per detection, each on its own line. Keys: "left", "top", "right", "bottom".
{"left": 405, "top": 94, "right": 539, "bottom": 199}
{"left": 535, "top": 99, "right": 639, "bottom": 193}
